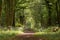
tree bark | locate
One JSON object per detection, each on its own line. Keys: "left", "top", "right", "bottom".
{"left": 4, "top": 0, "right": 15, "bottom": 29}
{"left": 0, "top": 0, "right": 2, "bottom": 26}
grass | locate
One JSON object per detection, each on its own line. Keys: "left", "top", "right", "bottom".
{"left": 0, "top": 30, "right": 23, "bottom": 40}
{"left": 0, "top": 28, "right": 60, "bottom": 40}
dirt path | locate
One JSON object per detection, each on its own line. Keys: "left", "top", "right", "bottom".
{"left": 11, "top": 33, "right": 42, "bottom": 40}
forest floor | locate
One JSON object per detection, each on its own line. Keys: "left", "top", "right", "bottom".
{"left": 0, "top": 27, "right": 60, "bottom": 40}
{"left": 0, "top": 30, "right": 60, "bottom": 40}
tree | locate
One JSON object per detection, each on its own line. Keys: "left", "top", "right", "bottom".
{"left": 10, "top": 0, "right": 16, "bottom": 27}
{"left": 4, "top": 0, "right": 15, "bottom": 29}
{"left": 0, "top": 0, "right": 2, "bottom": 26}
{"left": 45, "top": 0, "right": 52, "bottom": 26}
{"left": 56, "top": 0, "right": 60, "bottom": 27}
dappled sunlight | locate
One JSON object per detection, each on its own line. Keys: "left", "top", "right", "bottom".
{"left": 0, "top": 0, "right": 60, "bottom": 40}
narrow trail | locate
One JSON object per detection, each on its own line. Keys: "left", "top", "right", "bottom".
{"left": 11, "top": 33, "right": 47, "bottom": 40}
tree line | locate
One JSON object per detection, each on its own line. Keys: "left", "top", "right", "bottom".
{"left": 0, "top": 0, "right": 60, "bottom": 30}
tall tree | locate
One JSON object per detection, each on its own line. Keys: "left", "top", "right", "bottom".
{"left": 56, "top": 0, "right": 60, "bottom": 27}
{"left": 0, "top": 0, "right": 2, "bottom": 26}
{"left": 45, "top": 0, "right": 52, "bottom": 26}
{"left": 4, "top": 0, "right": 15, "bottom": 29}
{"left": 4, "top": 0, "right": 10, "bottom": 29}
{"left": 10, "top": 0, "right": 16, "bottom": 27}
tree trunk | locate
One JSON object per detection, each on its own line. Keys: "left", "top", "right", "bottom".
{"left": 56, "top": 0, "right": 60, "bottom": 27}
{"left": 0, "top": 0, "right": 2, "bottom": 26}
{"left": 4, "top": 0, "right": 15, "bottom": 30}
{"left": 45, "top": 0, "right": 52, "bottom": 26}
